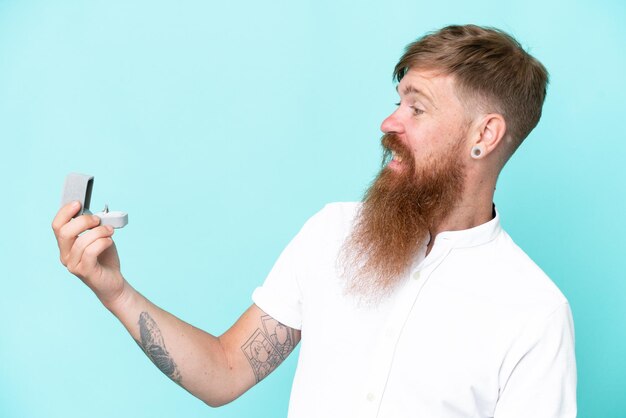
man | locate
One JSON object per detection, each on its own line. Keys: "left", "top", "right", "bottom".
{"left": 52, "top": 24, "right": 576, "bottom": 417}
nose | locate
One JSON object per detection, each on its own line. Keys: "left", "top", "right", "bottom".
{"left": 380, "top": 108, "right": 404, "bottom": 134}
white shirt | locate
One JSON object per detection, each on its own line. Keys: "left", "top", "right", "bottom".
{"left": 252, "top": 202, "right": 576, "bottom": 418}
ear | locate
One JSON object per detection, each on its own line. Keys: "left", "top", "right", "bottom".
{"left": 471, "top": 113, "right": 507, "bottom": 158}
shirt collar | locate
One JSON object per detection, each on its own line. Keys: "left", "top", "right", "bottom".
{"left": 431, "top": 206, "right": 502, "bottom": 250}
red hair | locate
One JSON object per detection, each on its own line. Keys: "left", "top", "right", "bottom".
{"left": 394, "top": 25, "right": 549, "bottom": 148}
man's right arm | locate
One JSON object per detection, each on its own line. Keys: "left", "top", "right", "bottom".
{"left": 110, "top": 290, "right": 300, "bottom": 406}
{"left": 52, "top": 201, "right": 300, "bottom": 407}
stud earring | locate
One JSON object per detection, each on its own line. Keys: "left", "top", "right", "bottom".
{"left": 471, "top": 145, "right": 484, "bottom": 159}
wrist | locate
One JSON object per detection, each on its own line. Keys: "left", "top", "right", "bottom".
{"left": 100, "top": 275, "right": 136, "bottom": 315}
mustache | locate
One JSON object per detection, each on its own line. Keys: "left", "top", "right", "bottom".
{"left": 380, "top": 133, "right": 413, "bottom": 168}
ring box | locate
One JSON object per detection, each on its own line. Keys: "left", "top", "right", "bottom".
{"left": 60, "top": 173, "right": 94, "bottom": 216}
{"left": 60, "top": 173, "right": 128, "bottom": 228}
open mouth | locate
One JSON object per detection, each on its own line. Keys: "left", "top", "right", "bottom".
{"left": 381, "top": 133, "right": 410, "bottom": 170}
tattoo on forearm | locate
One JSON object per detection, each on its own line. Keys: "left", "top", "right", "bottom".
{"left": 241, "top": 315, "right": 296, "bottom": 383}
{"left": 136, "top": 312, "right": 182, "bottom": 384}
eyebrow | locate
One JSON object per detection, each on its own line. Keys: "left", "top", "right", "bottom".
{"left": 396, "top": 84, "right": 437, "bottom": 109}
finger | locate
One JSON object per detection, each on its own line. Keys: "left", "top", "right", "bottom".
{"left": 56, "top": 215, "right": 102, "bottom": 263}
{"left": 52, "top": 201, "right": 82, "bottom": 233}
{"left": 79, "top": 236, "right": 115, "bottom": 275}
{"left": 66, "top": 225, "right": 114, "bottom": 272}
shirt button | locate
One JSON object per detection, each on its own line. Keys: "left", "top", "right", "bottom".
{"left": 366, "top": 392, "right": 376, "bottom": 402}
{"left": 412, "top": 271, "right": 421, "bottom": 281}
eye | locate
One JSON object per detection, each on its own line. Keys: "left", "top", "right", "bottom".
{"left": 411, "top": 106, "right": 424, "bottom": 116}
{"left": 394, "top": 102, "right": 400, "bottom": 106}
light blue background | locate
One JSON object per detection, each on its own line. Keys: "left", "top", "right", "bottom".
{"left": 1, "top": 1, "right": 624, "bottom": 417}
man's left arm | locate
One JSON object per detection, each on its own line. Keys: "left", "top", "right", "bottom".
{"left": 494, "top": 302, "right": 577, "bottom": 418}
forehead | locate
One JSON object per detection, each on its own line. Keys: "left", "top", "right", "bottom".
{"left": 396, "top": 68, "right": 462, "bottom": 107}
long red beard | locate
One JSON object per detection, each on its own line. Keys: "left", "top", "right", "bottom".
{"left": 340, "top": 133, "right": 466, "bottom": 301}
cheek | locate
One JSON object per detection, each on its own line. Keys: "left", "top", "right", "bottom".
{"left": 405, "top": 124, "right": 439, "bottom": 156}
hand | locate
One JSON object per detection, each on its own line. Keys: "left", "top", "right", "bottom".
{"left": 52, "top": 201, "right": 126, "bottom": 308}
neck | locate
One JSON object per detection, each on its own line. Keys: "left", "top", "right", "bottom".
{"left": 425, "top": 181, "right": 496, "bottom": 256}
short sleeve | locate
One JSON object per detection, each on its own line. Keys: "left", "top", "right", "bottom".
{"left": 494, "top": 302, "right": 577, "bottom": 418}
{"left": 252, "top": 208, "right": 325, "bottom": 330}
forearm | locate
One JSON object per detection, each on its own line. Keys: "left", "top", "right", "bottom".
{"left": 105, "top": 279, "right": 253, "bottom": 407}
{"left": 52, "top": 203, "right": 269, "bottom": 406}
